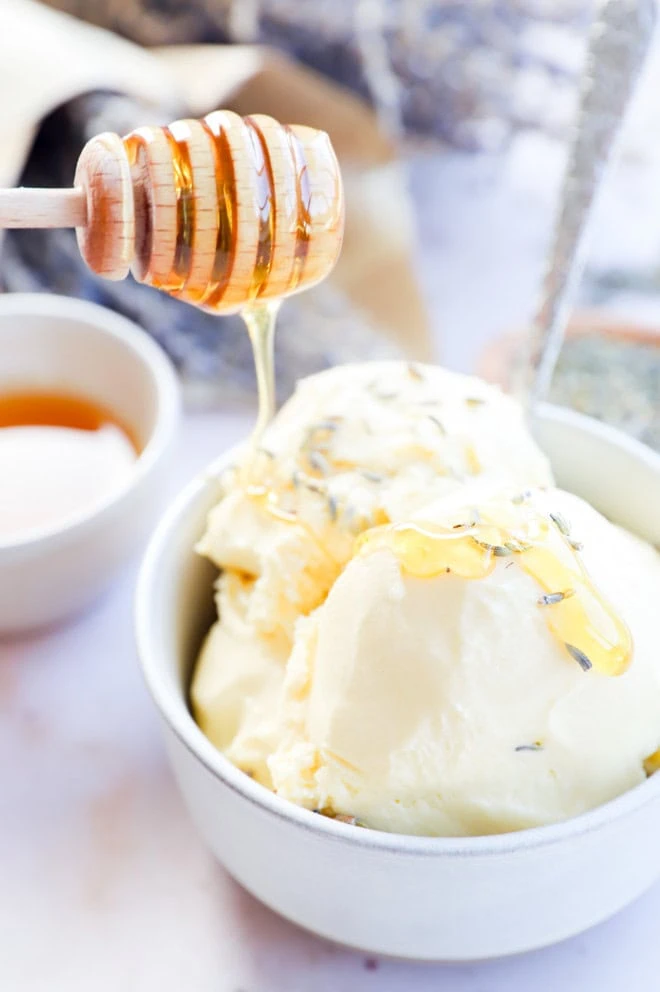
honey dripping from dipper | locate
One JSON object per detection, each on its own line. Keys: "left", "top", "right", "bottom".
{"left": 120, "top": 112, "right": 344, "bottom": 451}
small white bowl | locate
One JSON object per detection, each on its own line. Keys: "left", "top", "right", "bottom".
{"left": 136, "top": 406, "right": 660, "bottom": 961}
{"left": 0, "top": 293, "right": 180, "bottom": 633}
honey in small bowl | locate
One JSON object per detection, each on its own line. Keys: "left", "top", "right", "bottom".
{"left": 0, "top": 389, "right": 139, "bottom": 542}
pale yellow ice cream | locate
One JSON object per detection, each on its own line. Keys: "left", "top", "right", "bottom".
{"left": 193, "top": 572, "right": 285, "bottom": 783}
{"left": 192, "top": 361, "right": 554, "bottom": 791}
{"left": 268, "top": 488, "right": 660, "bottom": 835}
{"left": 192, "top": 363, "right": 660, "bottom": 835}
{"left": 196, "top": 361, "right": 553, "bottom": 647}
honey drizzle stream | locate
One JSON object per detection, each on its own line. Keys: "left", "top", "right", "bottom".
{"left": 165, "top": 120, "right": 278, "bottom": 453}
{"left": 355, "top": 504, "right": 632, "bottom": 677}
{"left": 125, "top": 120, "right": 338, "bottom": 552}
{"left": 242, "top": 301, "right": 280, "bottom": 457}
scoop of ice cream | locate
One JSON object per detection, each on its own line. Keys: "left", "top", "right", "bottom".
{"left": 268, "top": 488, "right": 660, "bottom": 836}
{"left": 192, "top": 571, "right": 286, "bottom": 787}
{"left": 197, "top": 362, "right": 553, "bottom": 648}
{"left": 192, "top": 361, "right": 554, "bottom": 797}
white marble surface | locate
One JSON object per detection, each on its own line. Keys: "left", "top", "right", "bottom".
{"left": 2, "top": 406, "right": 660, "bottom": 992}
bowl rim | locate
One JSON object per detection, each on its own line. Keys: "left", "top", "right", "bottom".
{"left": 0, "top": 293, "right": 180, "bottom": 554}
{"left": 136, "top": 403, "right": 660, "bottom": 857}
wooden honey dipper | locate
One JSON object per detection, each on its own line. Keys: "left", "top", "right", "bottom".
{"left": 0, "top": 111, "right": 345, "bottom": 313}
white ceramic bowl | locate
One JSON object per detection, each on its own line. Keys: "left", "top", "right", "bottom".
{"left": 136, "top": 406, "right": 660, "bottom": 961}
{"left": 0, "top": 293, "right": 180, "bottom": 632}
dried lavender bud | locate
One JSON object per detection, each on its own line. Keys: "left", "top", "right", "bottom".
{"left": 307, "top": 450, "right": 331, "bottom": 476}
{"left": 538, "top": 590, "right": 572, "bottom": 606}
{"left": 550, "top": 512, "right": 571, "bottom": 536}
{"left": 427, "top": 414, "right": 447, "bottom": 434}
{"left": 565, "top": 643, "right": 593, "bottom": 671}
{"left": 361, "top": 470, "right": 385, "bottom": 483}
{"left": 327, "top": 493, "right": 339, "bottom": 521}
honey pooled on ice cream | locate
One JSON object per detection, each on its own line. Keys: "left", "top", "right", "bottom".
{"left": 269, "top": 487, "right": 660, "bottom": 836}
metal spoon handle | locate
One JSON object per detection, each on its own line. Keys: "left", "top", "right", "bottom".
{"left": 522, "top": 0, "right": 656, "bottom": 406}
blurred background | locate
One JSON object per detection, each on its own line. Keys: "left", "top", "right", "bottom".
{"left": 1, "top": 0, "right": 659, "bottom": 445}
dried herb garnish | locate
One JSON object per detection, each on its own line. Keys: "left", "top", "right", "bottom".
{"left": 515, "top": 742, "right": 544, "bottom": 752}
{"left": 538, "top": 590, "right": 574, "bottom": 606}
{"left": 474, "top": 539, "right": 513, "bottom": 556}
{"left": 427, "top": 414, "right": 447, "bottom": 434}
{"left": 549, "top": 512, "right": 571, "bottom": 536}
{"left": 549, "top": 511, "right": 584, "bottom": 552}
{"left": 307, "top": 450, "right": 331, "bottom": 476}
{"left": 293, "top": 469, "right": 326, "bottom": 495}
{"left": 326, "top": 493, "right": 338, "bottom": 521}
{"left": 504, "top": 539, "right": 531, "bottom": 553}
{"left": 565, "top": 643, "right": 593, "bottom": 671}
